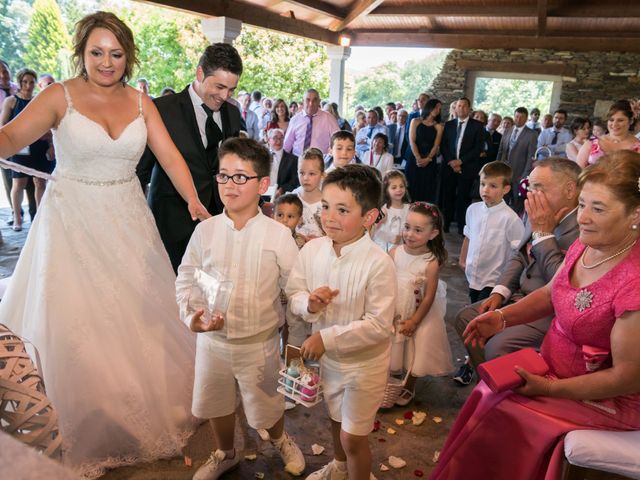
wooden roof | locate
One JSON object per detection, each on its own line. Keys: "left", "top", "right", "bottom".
{"left": 145, "top": 0, "right": 640, "bottom": 52}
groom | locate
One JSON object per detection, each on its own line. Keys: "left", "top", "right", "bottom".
{"left": 137, "top": 43, "right": 243, "bottom": 271}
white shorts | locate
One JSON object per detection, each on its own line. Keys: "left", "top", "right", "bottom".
{"left": 320, "top": 349, "right": 390, "bottom": 436}
{"left": 192, "top": 333, "right": 284, "bottom": 430}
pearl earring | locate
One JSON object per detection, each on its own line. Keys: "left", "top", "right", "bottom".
{"left": 633, "top": 224, "right": 639, "bottom": 230}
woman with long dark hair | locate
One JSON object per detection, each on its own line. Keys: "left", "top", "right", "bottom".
{"left": 406, "top": 98, "right": 444, "bottom": 202}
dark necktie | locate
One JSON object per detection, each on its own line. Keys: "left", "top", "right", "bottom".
{"left": 551, "top": 130, "right": 559, "bottom": 145}
{"left": 456, "top": 120, "right": 465, "bottom": 156}
{"left": 202, "top": 103, "right": 223, "bottom": 155}
{"left": 509, "top": 128, "right": 519, "bottom": 151}
{"left": 367, "top": 126, "right": 374, "bottom": 139}
{"left": 303, "top": 115, "right": 314, "bottom": 150}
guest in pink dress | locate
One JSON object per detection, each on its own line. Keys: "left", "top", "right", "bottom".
{"left": 577, "top": 100, "right": 640, "bottom": 167}
{"left": 431, "top": 150, "right": 640, "bottom": 480}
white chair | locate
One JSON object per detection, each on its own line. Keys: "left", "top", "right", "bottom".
{"left": 563, "top": 430, "right": 640, "bottom": 480}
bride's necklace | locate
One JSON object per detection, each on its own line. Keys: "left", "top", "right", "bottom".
{"left": 580, "top": 239, "right": 637, "bottom": 269}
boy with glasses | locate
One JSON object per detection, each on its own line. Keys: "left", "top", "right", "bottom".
{"left": 176, "top": 138, "right": 305, "bottom": 480}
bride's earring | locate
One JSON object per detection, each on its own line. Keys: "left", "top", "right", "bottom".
{"left": 632, "top": 224, "right": 638, "bottom": 230}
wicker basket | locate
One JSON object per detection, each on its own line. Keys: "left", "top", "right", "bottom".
{"left": 380, "top": 337, "right": 415, "bottom": 409}
{"left": 0, "top": 324, "right": 62, "bottom": 457}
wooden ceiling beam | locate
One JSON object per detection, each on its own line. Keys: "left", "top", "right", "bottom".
{"left": 368, "top": 3, "right": 640, "bottom": 18}
{"left": 329, "top": 0, "right": 384, "bottom": 31}
{"left": 283, "top": 0, "right": 345, "bottom": 20}
{"left": 538, "top": 0, "right": 547, "bottom": 36}
{"left": 142, "top": 0, "right": 341, "bottom": 44}
{"left": 350, "top": 30, "right": 640, "bottom": 52}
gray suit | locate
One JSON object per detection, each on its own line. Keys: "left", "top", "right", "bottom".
{"left": 454, "top": 209, "right": 579, "bottom": 367}
{"left": 497, "top": 125, "right": 538, "bottom": 214}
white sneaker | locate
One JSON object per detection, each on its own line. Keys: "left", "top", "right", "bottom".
{"left": 305, "top": 460, "right": 348, "bottom": 480}
{"left": 193, "top": 449, "right": 239, "bottom": 480}
{"left": 273, "top": 432, "right": 306, "bottom": 476}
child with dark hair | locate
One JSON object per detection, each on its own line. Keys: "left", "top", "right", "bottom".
{"left": 176, "top": 137, "right": 305, "bottom": 479}
{"left": 286, "top": 164, "right": 396, "bottom": 480}
{"left": 366, "top": 132, "right": 394, "bottom": 175}
{"left": 372, "top": 170, "right": 411, "bottom": 252}
{"left": 325, "top": 130, "right": 361, "bottom": 172}
{"left": 389, "top": 202, "right": 453, "bottom": 406}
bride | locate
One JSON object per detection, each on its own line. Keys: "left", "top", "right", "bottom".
{"left": 0, "top": 11, "right": 209, "bottom": 478}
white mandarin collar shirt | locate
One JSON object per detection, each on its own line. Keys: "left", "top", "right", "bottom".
{"left": 176, "top": 211, "right": 299, "bottom": 339}
{"left": 286, "top": 233, "right": 397, "bottom": 363}
{"left": 463, "top": 200, "right": 525, "bottom": 291}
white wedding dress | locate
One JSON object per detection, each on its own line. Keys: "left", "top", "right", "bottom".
{"left": 0, "top": 84, "right": 197, "bottom": 478}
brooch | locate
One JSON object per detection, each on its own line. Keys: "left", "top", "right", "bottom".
{"left": 574, "top": 289, "right": 593, "bottom": 312}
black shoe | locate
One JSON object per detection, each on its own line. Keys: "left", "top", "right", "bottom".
{"left": 7, "top": 218, "right": 13, "bottom": 226}
{"left": 453, "top": 363, "right": 474, "bottom": 385}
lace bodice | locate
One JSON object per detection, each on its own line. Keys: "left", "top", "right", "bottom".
{"left": 52, "top": 83, "right": 147, "bottom": 182}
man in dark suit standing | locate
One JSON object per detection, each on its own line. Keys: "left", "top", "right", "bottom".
{"left": 454, "top": 157, "right": 580, "bottom": 370}
{"left": 267, "top": 128, "right": 299, "bottom": 196}
{"left": 496, "top": 107, "right": 538, "bottom": 214}
{"left": 485, "top": 113, "right": 502, "bottom": 163}
{"left": 137, "top": 43, "right": 243, "bottom": 271}
{"left": 440, "top": 97, "right": 486, "bottom": 234}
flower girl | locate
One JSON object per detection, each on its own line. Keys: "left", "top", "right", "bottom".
{"left": 373, "top": 170, "right": 411, "bottom": 252}
{"left": 389, "top": 202, "right": 454, "bottom": 405}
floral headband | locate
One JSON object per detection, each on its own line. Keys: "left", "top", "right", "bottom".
{"left": 411, "top": 201, "right": 439, "bottom": 217}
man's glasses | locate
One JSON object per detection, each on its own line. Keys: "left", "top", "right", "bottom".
{"left": 215, "top": 173, "right": 260, "bottom": 185}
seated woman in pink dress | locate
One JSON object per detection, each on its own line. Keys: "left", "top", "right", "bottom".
{"left": 577, "top": 100, "right": 640, "bottom": 167}
{"left": 431, "top": 150, "right": 640, "bottom": 480}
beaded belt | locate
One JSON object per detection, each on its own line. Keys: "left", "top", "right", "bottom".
{"left": 56, "top": 172, "right": 136, "bottom": 186}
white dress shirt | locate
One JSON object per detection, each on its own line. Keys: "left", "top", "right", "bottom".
{"left": 286, "top": 234, "right": 396, "bottom": 363}
{"left": 188, "top": 83, "right": 222, "bottom": 148}
{"left": 176, "top": 211, "right": 299, "bottom": 339}
{"left": 463, "top": 200, "right": 525, "bottom": 290}
{"left": 270, "top": 149, "right": 283, "bottom": 186}
{"left": 536, "top": 127, "right": 573, "bottom": 158}
{"left": 456, "top": 117, "right": 469, "bottom": 158}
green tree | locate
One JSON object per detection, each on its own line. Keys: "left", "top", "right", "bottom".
{"left": 0, "top": 0, "right": 33, "bottom": 70}
{"left": 399, "top": 50, "right": 448, "bottom": 103}
{"left": 474, "top": 78, "right": 553, "bottom": 117}
{"left": 234, "top": 26, "right": 329, "bottom": 101}
{"left": 351, "top": 62, "right": 402, "bottom": 108}
{"left": 23, "top": 0, "right": 71, "bottom": 79}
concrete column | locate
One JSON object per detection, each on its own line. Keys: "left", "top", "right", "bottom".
{"left": 201, "top": 17, "right": 243, "bottom": 44}
{"left": 327, "top": 46, "right": 351, "bottom": 113}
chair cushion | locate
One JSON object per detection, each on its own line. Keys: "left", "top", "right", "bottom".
{"left": 565, "top": 430, "right": 640, "bottom": 479}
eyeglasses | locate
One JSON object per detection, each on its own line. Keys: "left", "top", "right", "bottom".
{"left": 215, "top": 173, "right": 260, "bottom": 185}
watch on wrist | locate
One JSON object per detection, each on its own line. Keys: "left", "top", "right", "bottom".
{"left": 531, "top": 231, "right": 553, "bottom": 241}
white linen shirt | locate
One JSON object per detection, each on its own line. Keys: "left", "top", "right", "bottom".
{"left": 286, "top": 234, "right": 396, "bottom": 363}
{"left": 463, "top": 200, "right": 525, "bottom": 290}
{"left": 176, "top": 211, "right": 299, "bottom": 339}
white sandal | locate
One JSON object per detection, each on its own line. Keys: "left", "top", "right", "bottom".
{"left": 395, "top": 388, "right": 415, "bottom": 406}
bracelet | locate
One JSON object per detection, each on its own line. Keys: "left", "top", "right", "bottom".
{"left": 496, "top": 308, "right": 507, "bottom": 331}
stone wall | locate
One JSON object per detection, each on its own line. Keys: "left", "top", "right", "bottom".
{"left": 429, "top": 48, "right": 640, "bottom": 119}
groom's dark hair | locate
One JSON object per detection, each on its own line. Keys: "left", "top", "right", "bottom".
{"left": 198, "top": 43, "right": 243, "bottom": 78}
{"left": 218, "top": 138, "right": 271, "bottom": 179}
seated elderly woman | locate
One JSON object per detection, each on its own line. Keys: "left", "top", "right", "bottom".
{"left": 431, "top": 150, "right": 640, "bottom": 480}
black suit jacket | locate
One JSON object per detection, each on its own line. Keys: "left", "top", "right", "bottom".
{"left": 485, "top": 129, "right": 502, "bottom": 163}
{"left": 276, "top": 151, "right": 299, "bottom": 193}
{"left": 441, "top": 117, "right": 485, "bottom": 178}
{"left": 137, "top": 85, "right": 242, "bottom": 247}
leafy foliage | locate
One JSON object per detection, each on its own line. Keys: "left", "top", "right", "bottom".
{"left": 234, "top": 26, "right": 329, "bottom": 102}
{"left": 347, "top": 50, "right": 448, "bottom": 112}
{"left": 23, "top": 0, "right": 71, "bottom": 79}
{"left": 0, "top": 0, "right": 35, "bottom": 71}
{"left": 473, "top": 77, "right": 553, "bottom": 116}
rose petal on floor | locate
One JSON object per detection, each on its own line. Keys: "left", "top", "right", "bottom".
{"left": 432, "top": 450, "right": 441, "bottom": 463}
{"left": 389, "top": 456, "right": 407, "bottom": 469}
{"left": 311, "top": 443, "right": 325, "bottom": 455}
{"left": 386, "top": 427, "right": 396, "bottom": 435}
{"left": 244, "top": 453, "right": 257, "bottom": 461}
{"left": 432, "top": 416, "right": 443, "bottom": 424}
{"left": 380, "top": 463, "right": 390, "bottom": 472}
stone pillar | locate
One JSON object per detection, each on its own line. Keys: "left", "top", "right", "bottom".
{"left": 327, "top": 46, "right": 351, "bottom": 113}
{"left": 201, "top": 17, "right": 243, "bottom": 44}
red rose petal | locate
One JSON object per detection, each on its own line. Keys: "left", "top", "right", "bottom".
{"left": 403, "top": 411, "right": 414, "bottom": 419}
{"left": 372, "top": 420, "right": 381, "bottom": 432}
{"left": 414, "top": 469, "right": 424, "bottom": 477}
{"left": 378, "top": 438, "right": 386, "bottom": 442}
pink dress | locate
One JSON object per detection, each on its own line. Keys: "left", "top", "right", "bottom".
{"left": 430, "top": 240, "right": 640, "bottom": 480}
{"left": 588, "top": 136, "right": 640, "bottom": 164}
